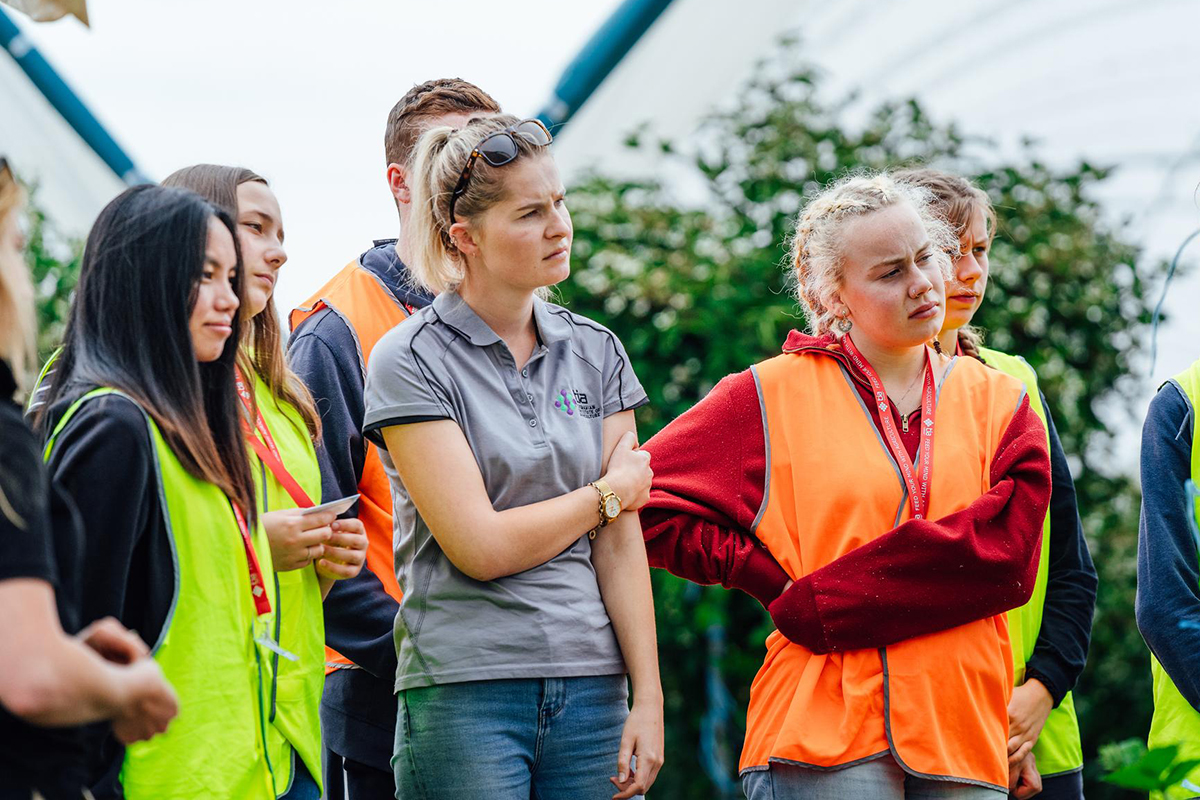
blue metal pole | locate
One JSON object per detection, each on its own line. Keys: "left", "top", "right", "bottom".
{"left": 0, "top": 6, "right": 149, "bottom": 185}
{"left": 536, "top": 0, "right": 675, "bottom": 132}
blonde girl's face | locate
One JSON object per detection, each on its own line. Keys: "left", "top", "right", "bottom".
{"left": 830, "top": 202, "right": 946, "bottom": 350}
{"left": 941, "top": 206, "right": 991, "bottom": 334}
{"left": 460, "top": 154, "right": 572, "bottom": 294}
{"left": 235, "top": 181, "right": 286, "bottom": 318}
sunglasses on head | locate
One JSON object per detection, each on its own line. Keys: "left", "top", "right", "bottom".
{"left": 448, "top": 119, "right": 553, "bottom": 223}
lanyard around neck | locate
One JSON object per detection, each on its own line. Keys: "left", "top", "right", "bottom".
{"left": 841, "top": 334, "right": 938, "bottom": 520}
{"left": 234, "top": 366, "right": 315, "bottom": 509}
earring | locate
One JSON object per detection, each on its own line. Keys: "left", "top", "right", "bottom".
{"left": 836, "top": 316, "right": 853, "bottom": 334}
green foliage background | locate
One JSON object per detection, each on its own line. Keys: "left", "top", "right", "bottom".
{"left": 24, "top": 42, "right": 1169, "bottom": 800}
{"left": 557, "top": 46, "right": 1166, "bottom": 799}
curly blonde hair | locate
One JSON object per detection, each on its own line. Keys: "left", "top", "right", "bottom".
{"left": 787, "top": 172, "right": 959, "bottom": 336}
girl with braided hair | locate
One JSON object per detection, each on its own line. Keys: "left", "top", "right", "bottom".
{"left": 898, "top": 167, "right": 1096, "bottom": 800}
{"left": 640, "top": 172, "right": 1051, "bottom": 799}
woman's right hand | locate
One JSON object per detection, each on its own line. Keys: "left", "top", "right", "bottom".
{"left": 262, "top": 509, "right": 337, "bottom": 572}
{"left": 603, "top": 431, "right": 653, "bottom": 512}
{"left": 111, "top": 658, "right": 178, "bottom": 744}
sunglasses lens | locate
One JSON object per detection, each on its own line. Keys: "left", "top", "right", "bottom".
{"left": 476, "top": 134, "right": 519, "bottom": 167}
{"left": 513, "top": 120, "right": 552, "bottom": 147}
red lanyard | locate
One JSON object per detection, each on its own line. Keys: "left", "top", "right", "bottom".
{"left": 841, "top": 335, "right": 937, "bottom": 521}
{"left": 234, "top": 367, "right": 315, "bottom": 509}
{"left": 230, "top": 501, "right": 273, "bottom": 617}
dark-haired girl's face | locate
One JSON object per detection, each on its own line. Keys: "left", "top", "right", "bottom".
{"left": 190, "top": 218, "right": 239, "bottom": 362}
{"left": 236, "top": 181, "right": 286, "bottom": 318}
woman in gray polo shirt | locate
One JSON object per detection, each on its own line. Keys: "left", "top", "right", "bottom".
{"left": 363, "top": 115, "right": 664, "bottom": 800}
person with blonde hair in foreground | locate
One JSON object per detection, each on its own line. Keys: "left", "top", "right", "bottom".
{"left": 640, "top": 172, "right": 1051, "bottom": 799}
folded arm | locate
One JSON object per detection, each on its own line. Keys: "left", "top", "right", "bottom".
{"left": 639, "top": 370, "right": 791, "bottom": 607}
{"left": 770, "top": 395, "right": 1052, "bottom": 653}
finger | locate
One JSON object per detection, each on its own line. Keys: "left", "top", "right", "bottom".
{"left": 299, "top": 510, "right": 339, "bottom": 529}
{"left": 331, "top": 518, "right": 365, "bottom": 534}
{"left": 615, "top": 732, "right": 634, "bottom": 785}
{"left": 631, "top": 745, "right": 654, "bottom": 793}
{"left": 86, "top": 621, "right": 148, "bottom": 664}
{"left": 324, "top": 532, "right": 367, "bottom": 550}
{"left": 317, "top": 559, "right": 359, "bottom": 579}
{"left": 290, "top": 526, "right": 335, "bottom": 548}
{"left": 1007, "top": 740, "right": 1033, "bottom": 768}
{"left": 616, "top": 430, "right": 637, "bottom": 451}
{"left": 320, "top": 547, "right": 366, "bottom": 566}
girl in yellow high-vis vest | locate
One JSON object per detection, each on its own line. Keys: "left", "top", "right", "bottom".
{"left": 898, "top": 169, "right": 1096, "bottom": 800}
{"left": 35, "top": 185, "right": 279, "bottom": 799}
{"left": 163, "top": 165, "right": 369, "bottom": 800}
{"left": 1137, "top": 356, "right": 1200, "bottom": 800}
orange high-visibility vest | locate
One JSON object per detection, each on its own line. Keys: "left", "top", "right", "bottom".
{"left": 290, "top": 260, "right": 412, "bottom": 673}
{"left": 744, "top": 348, "right": 1024, "bottom": 790}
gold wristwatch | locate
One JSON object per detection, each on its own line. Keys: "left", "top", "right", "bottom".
{"left": 587, "top": 479, "right": 622, "bottom": 540}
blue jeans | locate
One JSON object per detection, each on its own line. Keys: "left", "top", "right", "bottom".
{"left": 742, "top": 756, "right": 1007, "bottom": 800}
{"left": 393, "top": 675, "right": 629, "bottom": 799}
{"left": 279, "top": 754, "right": 321, "bottom": 800}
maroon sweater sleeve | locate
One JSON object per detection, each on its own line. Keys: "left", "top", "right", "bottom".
{"left": 640, "top": 370, "right": 791, "bottom": 608}
{"left": 769, "top": 395, "right": 1051, "bottom": 653}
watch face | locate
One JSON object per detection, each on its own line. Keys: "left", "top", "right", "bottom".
{"left": 604, "top": 496, "right": 622, "bottom": 519}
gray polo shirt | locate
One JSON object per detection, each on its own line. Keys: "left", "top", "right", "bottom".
{"left": 363, "top": 290, "right": 648, "bottom": 691}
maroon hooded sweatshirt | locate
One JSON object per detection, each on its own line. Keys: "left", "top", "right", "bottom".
{"left": 639, "top": 330, "right": 1051, "bottom": 654}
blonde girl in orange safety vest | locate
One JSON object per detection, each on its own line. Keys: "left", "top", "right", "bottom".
{"left": 640, "top": 172, "right": 1052, "bottom": 800}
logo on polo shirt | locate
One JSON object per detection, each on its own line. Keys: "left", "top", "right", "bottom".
{"left": 554, "top": 388, "right": 600, "bottom": 419}
{"left": 554, "top": 388, "right": 577, "bottom": 416}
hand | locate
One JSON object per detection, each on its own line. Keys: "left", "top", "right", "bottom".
{"left": 262, "top": 508, "right": 336, "bottom": 572}
{"left": 1008, "top": 678, "right": 1053, "bottom": 759}
{"left": 1009, "top": 750, "right": 1042, "bottom": 799}
{"left": 610, "top": 699, "right": 664, "bottom": 800}
{"left": 111, "top": 658, "right": 178, "bottom": 744}
{"left": 78, "top": 617, "right": 148, "bottom": 665}
{"left": 603, "top": 431, "right": 653, "bottom": 512}
{"left": 315, "top": 518, "right": 368, "bottom": 582}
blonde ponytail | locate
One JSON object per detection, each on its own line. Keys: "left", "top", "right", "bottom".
{"left": 406, "top": 114, "right": 545, "bottom": 295}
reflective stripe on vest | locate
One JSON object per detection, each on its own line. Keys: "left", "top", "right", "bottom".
{"left": 744, "top": 351, "right": 1023, "bottom": 790}
{"left": 979, "top": 347, "right": 1084, "bottom": 776}
{"left": 46, "top": 389, "right": 277, "bottom": 800}
{"left": 290, "top": 260, "right": 410, "bottom": 672}
{"left": 247, "top": 369, "right": 326, "bottom": 797}
{"left": 1147, "top": 360, "right": 1200, "bottom": 799}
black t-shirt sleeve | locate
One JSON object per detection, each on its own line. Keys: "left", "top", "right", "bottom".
{"left": 1024, "top": 392, "right": 1097, "bottom": 705}
{"left": 45, "top": 394, "right": 179, "bottom": 797}
{"left": 0, "top": 405, "right": 57, "bottom": 587}
{"left": 44, "top": 396, "right": 169, "bottom": 644}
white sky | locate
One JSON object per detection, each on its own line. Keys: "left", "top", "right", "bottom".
{"left": 9, "top": 0, "right": 622, "bottom": 314}
{"left": 9, "top": 0, "right": 1199, "bottom": 474}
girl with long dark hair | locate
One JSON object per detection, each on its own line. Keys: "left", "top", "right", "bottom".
{"left": 0, "top": 162, "right": 177, "bottom": 800}
{"left": 163, "top": 164, "right": 368, "bottom": 800}
{"left": 35, "top": 184, "right": 281, "bottom": 799}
